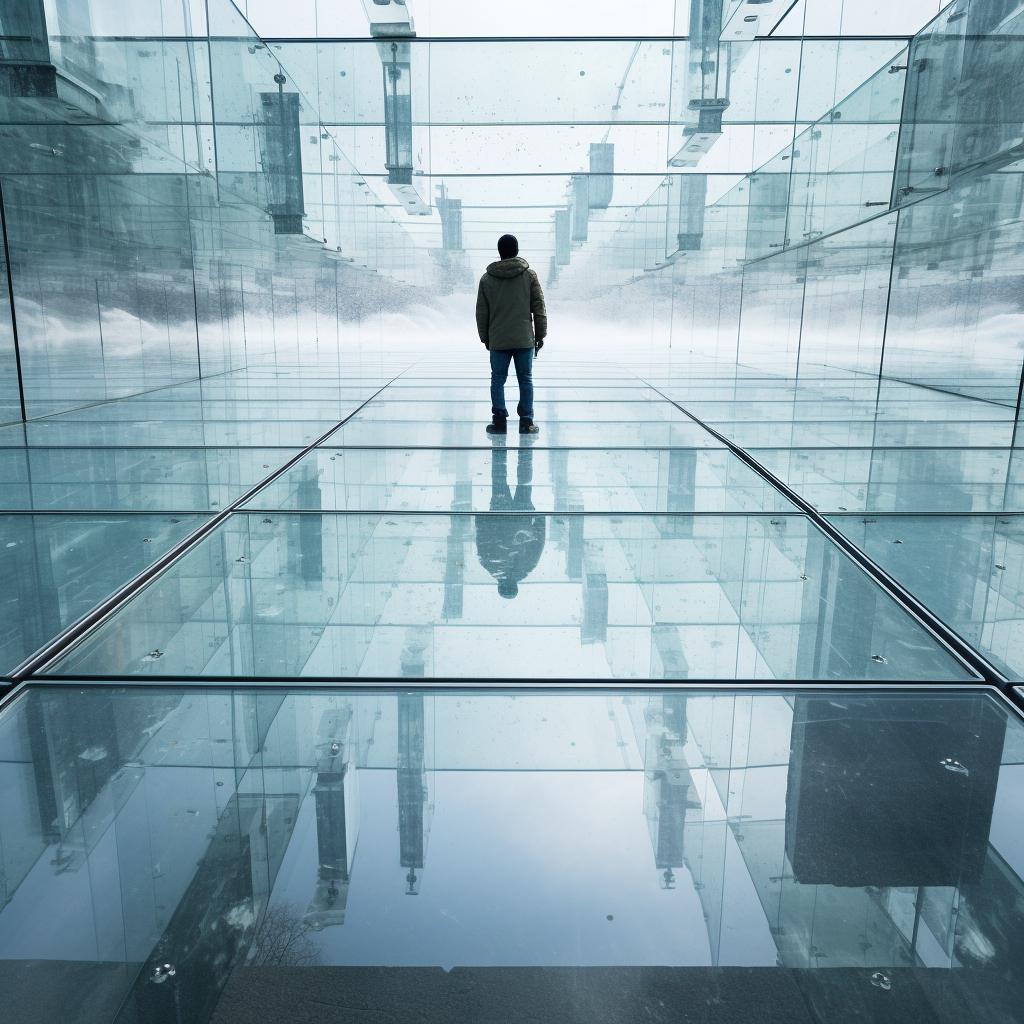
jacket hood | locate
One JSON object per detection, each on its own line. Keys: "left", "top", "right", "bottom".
{"left": 486, "top": 256, "right": 530, "bottom": 278}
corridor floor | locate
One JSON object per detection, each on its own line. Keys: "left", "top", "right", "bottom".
{"left": 4, "top": 353, "right": 1023, "bottom": 683}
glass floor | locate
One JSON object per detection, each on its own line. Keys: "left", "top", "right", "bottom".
{"left": 0, "top": 684, "right": 1021, "bottom": 1024}
{"left": 3, "top": 353, "right": 1024, "bottom": 1023}
{"left": 6, "top": 357, "right": 1023, "bottom": 684}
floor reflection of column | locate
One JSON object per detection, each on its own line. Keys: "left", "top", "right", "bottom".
{"left": 546, "top": 408, "right": 584, "bottom": 579}
{"left": 795, "top": 530, "right": 878, "bottom": 678}
{"left": 397, "top": 692, "right": 430, "bottom": 895}
{"left": 651, "top": 624, "right": 689, "bottom": 679}
{"left": 727, "top": 693, "right": 1018, "bottom": 1017}
{"left": 781, "top": 692, "right": 1017, "bottom": 1015}
{"left": 304, "top": 708, "right": 358, "bottom": 929}
{"left": 441, "top": 473, "right": 470, "bottom": 620}
{"left": 128, "top": 791, "right": 267, "bottom": 1023}
{"left": 0, "top": 515, "right": 62, "bottom": 670}
{"left": 639, "top": 694, "right": 725, "bottom": 964}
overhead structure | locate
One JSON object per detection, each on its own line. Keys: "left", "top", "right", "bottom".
{"left": 359, "top": 0, "right": 416, "bottom": 38}
{"left": 669, "top": 0, "right": 731, "bottom": 168}
{"left": 720, "top": 0, "right": 793, "bottom": 40}
{"left": 364, "top": 1, "right": 429, "bottom": 215}
{"left": 260, "top": 74, "right": 305, "bottom": 235}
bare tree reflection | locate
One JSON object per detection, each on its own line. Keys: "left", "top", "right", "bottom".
{"left": 249, "top": 901, "right": 324, "bottom": 967}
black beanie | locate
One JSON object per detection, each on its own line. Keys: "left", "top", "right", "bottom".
{"left": 497, "top": 234, "right": 518, "bottom": 259}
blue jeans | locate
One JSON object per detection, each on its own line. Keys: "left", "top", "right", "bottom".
{"left": 490, "top": 346, "right": 534, "bottom": 421}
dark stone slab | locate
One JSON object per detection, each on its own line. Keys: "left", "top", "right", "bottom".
{"left": 211, "top": 965, "right": 816, "bottom": 1024}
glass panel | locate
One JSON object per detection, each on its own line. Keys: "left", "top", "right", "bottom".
{"left": 0, "top": 512, "right": 208, "bottom": 673}
{"left": 44, "top": 512, "right": 974, "bottom": 681}
{"left": 325, "top": 405, "right": 727, "bottom": 449}
{"left": 883, "top": 166, "right": 1024, "bottom": 406}
{"left": 246, "top": 446, "right": 797, "bottom": 515}
{"left": 892, "top": 1, "right": 968, "bottom": 205}
{"left": 0, "top": 447, "right": 304, "bottom": 512}
{"left": 828, "top": 513, "right": 1024, "bottom": 679}
{"left": 0, "top": 685, "right": 1020, "bottom": 1022}
{"left": 756, "top": 447, "right": 1017, "bottom": 513}
{"left": 795, "top": 214, "right": 896, "bottom": 377}
{"left": 736, "top": 246, "right": 807, "bottom": 377}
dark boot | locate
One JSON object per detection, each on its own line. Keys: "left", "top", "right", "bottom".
{"left": 486, "top": 414, "right": 507, "bottom": 434}
{"left": 519, "top": 418, "right": 539, "bottom": 435}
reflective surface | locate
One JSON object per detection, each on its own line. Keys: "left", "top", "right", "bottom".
{"left": 0, "top": 684, "right": 1021, "bottom": 1023}
{"left": 2, "top": 0, "right": 1023, "bottom": 682}
{"left": 21, "top": 360, "right": 976, "bottom": 684}
{"left": 0, "top": 513, "right": 209, "bottom": 674}
{"left": 828, "top": 515, "right": 1024, "bottom": 680}
{"left": 43, "top": 510, "right": 970, "bottom": 682}
{"left": 5, "top": 3, "right": 1024, "bottom": 1024}
{"left": 20, "top": 358, "right": 1024, "bottom": 681}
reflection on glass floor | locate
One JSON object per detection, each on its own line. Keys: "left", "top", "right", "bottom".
{"left": 0, "top": 514, "right": 209, "bottom": 674}
{"left": 0, "top": 685, "right": 1020, "bottom": 1024}
{"left": 246, "top": 445, "right": 792, "bottom": 514}
{"left": 12, "top": 358, "right": 1024, "bottom": 681}
{"left": 829, "top": 515, "right": 1024, "bottom": 681}
{"left": 43, "top": 511, "right": 971, "bottom": 682}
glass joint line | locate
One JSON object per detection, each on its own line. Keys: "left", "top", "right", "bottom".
{"left": 637, "top": 376, "right": 1007, "bottom": 688}
{"left": 7, "top": 375, "right": 406, "bottom": 686}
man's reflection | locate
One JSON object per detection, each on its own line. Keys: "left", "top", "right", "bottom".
{"left": 475, "top": 442, "right": 546, "bottom": 599}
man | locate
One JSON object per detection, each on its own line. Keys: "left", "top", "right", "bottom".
{"left": 475, "top": 233, "right": 547, "bottom": 435}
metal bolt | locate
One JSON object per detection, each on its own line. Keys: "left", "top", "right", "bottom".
{"left": 152, "top": 963, "right": 176, "bottom": 984}
{"left": 871, "top": 971, "right": 891, "bottom": 990}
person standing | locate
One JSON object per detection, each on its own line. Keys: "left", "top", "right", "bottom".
{"left": 475, "top": 234, "right": 547, "bottom": 435}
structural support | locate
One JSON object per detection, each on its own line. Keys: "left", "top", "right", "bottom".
{"left": 0, "top": 177, "right": 27, "bottom": 422}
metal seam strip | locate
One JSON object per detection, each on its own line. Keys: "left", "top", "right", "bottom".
{"left": 639, "top": 378, "right": 1007, "bottom": 687}
{"left": 0, "top": 676, "right": 1001, "bottom": 706}
{"left": 7, "top": 377, "right": 401, "bottom": 683}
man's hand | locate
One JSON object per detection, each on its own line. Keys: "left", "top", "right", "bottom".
{"left": 535, "top": 338, "right": 544, "bottom": 355}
